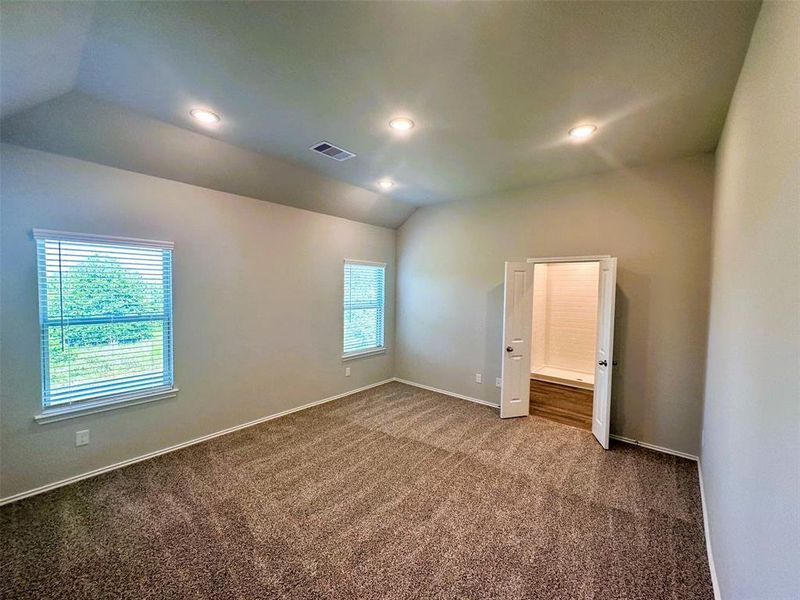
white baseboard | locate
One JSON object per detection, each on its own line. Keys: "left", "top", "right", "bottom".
{"left": 0, "top": 378, "right": 394, "bottom": 506}
{"left": 610, "top": 435, "right": 718, "bottom": 597}
{"left": 391, "top": 380, "right": 698, "bottom": 461}
{"left": 697, "top": 461, "right": 721, "bottom": 599}
{"left": 609, "top": 434, "right": 699, "bottom": 462}
{"left": 392, "top": 377, "right": 500, "bottom": 409}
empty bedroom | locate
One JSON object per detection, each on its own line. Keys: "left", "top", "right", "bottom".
{"left": 1, "top": 1, "right": 797, "bottom": 599}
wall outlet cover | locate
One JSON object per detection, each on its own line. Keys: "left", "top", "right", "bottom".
{"left": 75, "top": 430, "right": 90, "bottom": 447}
{"left": 345, "top": 367, "right": 351, "bottom": 377}
{"left": 496, "top": 377, "right": 502, "bottom": 388}
{"left": 475, "top": 373, "right": 482, "bottom": 384}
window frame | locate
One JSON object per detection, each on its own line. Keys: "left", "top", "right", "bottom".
{"left": 342, "top": 258, "right": 387, "bottom": 360}
{"left": 32, "top": 229, "right": 178, "bottom": 424}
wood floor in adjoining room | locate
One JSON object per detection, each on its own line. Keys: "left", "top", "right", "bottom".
{"left": 530, "top": 377, "right": 594, "bottom": 430}
{"left": 0, "top": 382, "right": 712, "bottom": 600}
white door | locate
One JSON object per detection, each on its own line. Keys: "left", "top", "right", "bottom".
{"left": 592, "top": 257, "right": 617, "bottom": 448}
{"left": 500, "top": 261, "right": 534, "bottom": 418}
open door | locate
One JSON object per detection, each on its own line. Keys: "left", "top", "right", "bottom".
{"left": 500, "top": 261, "right": 534, "bottom": 418}
{"left": 592, "top": 257, "right": 617, "bottom": 448}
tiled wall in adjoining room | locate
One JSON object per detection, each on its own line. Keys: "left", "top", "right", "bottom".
{"left": 531, "top": 264, "right": 548, "bottom": 372}
{"left": 532, "top": 262, "right": 599, "bottom": 375}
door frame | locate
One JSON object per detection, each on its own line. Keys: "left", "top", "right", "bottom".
{"left": 524, "top": 255, "right": 614, "bottom": 447}
{"left": 526, "top": 255, "right": 611, "bottom": 264}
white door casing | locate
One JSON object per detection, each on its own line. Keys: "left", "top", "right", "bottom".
{"left": 501, "top": 261, "right": 534, "bottom": 418}
{"left": 592, "top": 257, "right": 617, "bottom": 449}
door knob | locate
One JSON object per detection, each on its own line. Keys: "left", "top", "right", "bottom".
{"left": 598, "top": 360, "right": 608, "bottom": 366}
{"left": 506, "top": 346, "right": 514, "bottom": 352}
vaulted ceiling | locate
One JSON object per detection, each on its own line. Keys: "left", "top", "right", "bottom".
{"left": 1, "top": 1, "right": 761, "bottom": 227}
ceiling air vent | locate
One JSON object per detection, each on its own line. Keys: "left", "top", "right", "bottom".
{"left": 310, "top": 141, "right": 356, "bottom": 162}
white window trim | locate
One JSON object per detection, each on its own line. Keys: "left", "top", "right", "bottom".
{"left": 35, "top": 386, "right": 180, "bottom": 424}
{"left": 342, "top": 258, "right": 387, "bottom": 359}
{"left": 344, "top": 258, "right": 387, "bottom": 268}
{"left": 32, "top": 228, "right": 174, "bottom": 249}
{"left": 341, "top": 347, "right": 387, "bottom": 361}
{"left": 33, "top": 228, "right": 176, "bottom": 421}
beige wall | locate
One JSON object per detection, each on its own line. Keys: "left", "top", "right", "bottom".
{"left": 396, "top": 154, "right": 714, "bottom": 455}
{"left": 701, "top": 2, "right": 800, "bottom": 598}
{"left": 0, "top": 144, "right": 396, "bottom": 499}
{"left": 535, "top": 262, "right": 599, "bottom": 375}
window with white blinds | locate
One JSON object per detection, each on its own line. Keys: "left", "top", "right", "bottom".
{"left": 343, "top": 260, "right": 386, "bottom": 357}
{"left": 34, "top": 230, "right": 174, "bottom": 409}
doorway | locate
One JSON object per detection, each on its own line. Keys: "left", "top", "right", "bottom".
{"left": 530, "top": 261, "right": 598, "bottom": 430}
{"left": 500, "top": 256, "right": 617, "bottom": 448}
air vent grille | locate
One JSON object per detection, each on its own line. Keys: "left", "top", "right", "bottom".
{"left": 310, "top": 141, "right": 356, "bottom": 161}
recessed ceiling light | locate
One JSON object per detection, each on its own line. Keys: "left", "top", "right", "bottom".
{"left": 378, "top": 179, "right": 395, "bottom": 190}
{"left": 389, "top": 117, "right": 414, "bottom": 131}
{"left": 568, "top": 124, "right": 597, "bottom": 139}
{"left": 190, "top": 109, "right": 221, "bottom": 124}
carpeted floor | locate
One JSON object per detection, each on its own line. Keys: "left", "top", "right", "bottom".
{"left": 0, "top": 382, "right": 712, "bottom": 599}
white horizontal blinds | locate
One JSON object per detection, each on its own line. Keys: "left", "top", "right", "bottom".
{"left": 343, "top": 260, "right": 385, "bottom": 355}
{"left": 35, "top": 232, "right": 174, "bottom": 408}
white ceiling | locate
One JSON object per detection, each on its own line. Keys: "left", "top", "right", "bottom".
{"left": 0, "top": 2, "right": 93, "bottom": 118}
{"left": 1, "top": 91, "right": 417, "bottom": 228}
{"left": 1, "top": 1, "right": 760, "bottom": 226}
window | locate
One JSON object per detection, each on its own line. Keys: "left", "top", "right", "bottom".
{"left": 34, "top": 230, "right": 174, "bottom": 413}
{"left": 343, "top": 260, "right": 385, "bottom": 357}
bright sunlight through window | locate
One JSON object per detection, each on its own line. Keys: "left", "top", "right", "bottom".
{"left": 343, "top": 260, "right": 385, "bottom": 357}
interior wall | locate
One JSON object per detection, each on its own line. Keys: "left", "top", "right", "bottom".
{"left": 700, "top": 2, "right": 800, "bottom": 598}
{"left": 0, "top": 144, "right": 396, "bottom": 499}
{"left": 396, "top": 154, "right": 714, "bottom": 456}
{"left": 539, "top": 262, "right": 598, "bottom": 375}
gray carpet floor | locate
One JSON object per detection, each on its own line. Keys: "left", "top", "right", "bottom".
{"left": 1, "top": 382, "right": 713, "bottom": 599}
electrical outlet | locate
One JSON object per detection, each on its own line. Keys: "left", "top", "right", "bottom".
{"left": 475, "top": 373, "right": 482, "bottom": 384}
{"left": 345, "top": 367, "right": 351, "bottom": 377}
{"left": 75, "top": 430, "right": 90, "bottom": 447}
{"left": 496, "top": 377, "right": 502, "bottom": 388}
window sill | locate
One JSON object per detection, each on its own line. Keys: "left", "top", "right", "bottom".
{"left": 342, "top": 347, "right": 387, "bottom": 361}
{"left": 34, "top": 387, "right": 179, "bottom": 424}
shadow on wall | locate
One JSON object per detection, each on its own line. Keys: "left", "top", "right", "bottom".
{"left": 612, "top": 284, "right": 629, "bottom": 436}
{"left": 611, "top": 270, "right": 651, "bottom": 440}
{"left": 484, "top": 283, "right": 505, "bottom": 403}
